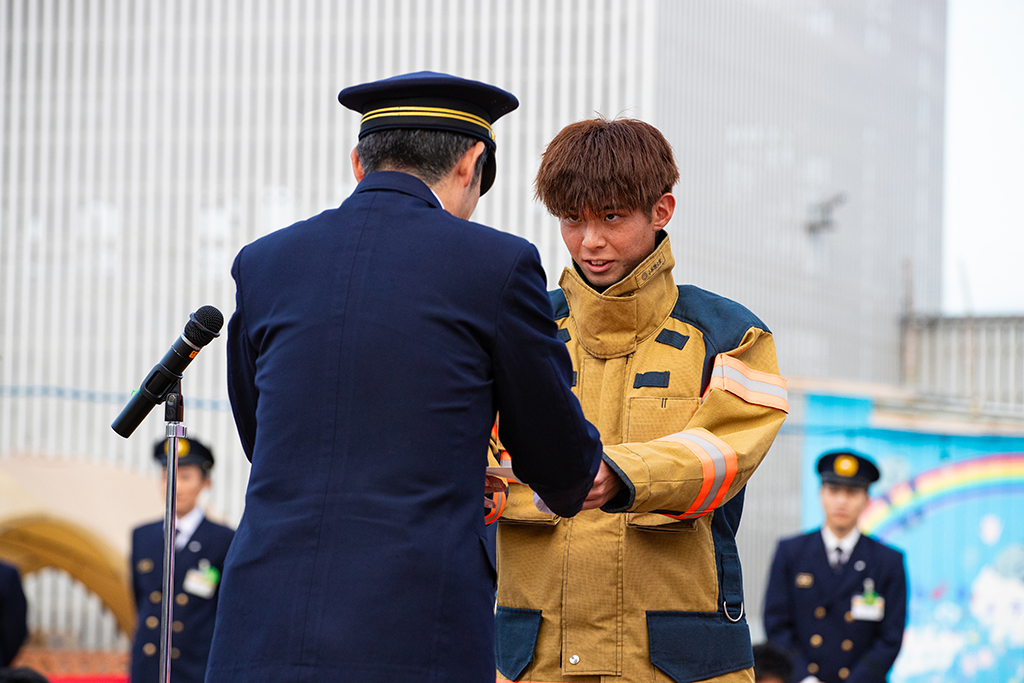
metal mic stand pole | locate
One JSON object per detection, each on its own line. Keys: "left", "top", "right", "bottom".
{"left": 159, "top": 381, "right": 185, "bottom": 683}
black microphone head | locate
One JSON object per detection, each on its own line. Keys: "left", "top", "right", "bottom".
{"left": 184, "top": 305, "right": 224, "bottom": 347}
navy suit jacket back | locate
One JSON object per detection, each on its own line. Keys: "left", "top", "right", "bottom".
{"left": 207, "top": 172, "right": 602, "bottom": 683}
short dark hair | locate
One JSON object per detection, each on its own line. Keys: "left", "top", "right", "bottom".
{"left": 535, "top": 116, "right": 679, "bottom": 218}
{"left": 753, "top": 642, "right": 793, "bottom": 683}
{"left": 356, "top": 128, "right": 486, "bottom": 188}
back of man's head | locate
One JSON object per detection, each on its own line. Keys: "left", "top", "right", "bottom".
{"left": 356, "top": 128, "right": 486, "bottom": 189}
{"left": 535, "top": 116, "right": 679, "bottom": 218}
{"left": 0, "top": 668, "right": 51, "bottom": 683}
{"left": 752, "top": 642, "right": 793, "bottom": 683}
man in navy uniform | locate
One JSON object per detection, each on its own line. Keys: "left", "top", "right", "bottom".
{"left": 206, "top": 72, "right": 603, "bottom": 683}
{"left": 0, "top": 560, "right": 28, "bottom": 669}
{"left": 764, "top": 451, "right": 907, "bottom": 683}
{"left": 130, "top": 438, "right": 234, "bottom": 683}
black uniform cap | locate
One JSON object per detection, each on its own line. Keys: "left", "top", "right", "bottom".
{"left": 338, "top": 71, "right": 519, "bottom": 196}
{"left": 817, "top": 450, "right": 880, "bottom": 490}
{"left": 153, "top": 437, "right": 215, "bottom": 473}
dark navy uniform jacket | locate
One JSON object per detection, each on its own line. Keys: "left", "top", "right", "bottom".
{"left": 207, "top": 171, "right": 603, "bottom": 683}
{"left": 0, "top": 560, "right": 28, "bottom": 668}
{"left": 764, "top": 530, "right": 907, "bottom": 683}
{"left": 130, "top": 517, "right": 234, "bottom": 683}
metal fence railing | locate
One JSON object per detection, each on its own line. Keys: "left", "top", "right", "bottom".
{"left": 902, "top": 315, "right": 1024, "bottom": 417}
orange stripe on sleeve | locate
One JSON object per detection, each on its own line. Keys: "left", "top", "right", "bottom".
{"left": 654, "top": 433, "right": 716, "bottom": 518}
{"left": 696, "top": 429, "right": 738, "bottom": 510}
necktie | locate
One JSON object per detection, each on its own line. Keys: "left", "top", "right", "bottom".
{"left": 831, "top": 547, "right": 845, "bottom": 572}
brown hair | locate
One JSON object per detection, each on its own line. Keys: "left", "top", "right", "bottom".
{"left": 535, "top": 116, "right": 679, "bottom": 218}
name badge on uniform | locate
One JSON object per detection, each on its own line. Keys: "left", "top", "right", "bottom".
{"left": 851, "top": 577, "right": 885, "bottom": 621}
{"left": 183, "top": 559, "right": 220, "bottom": 599}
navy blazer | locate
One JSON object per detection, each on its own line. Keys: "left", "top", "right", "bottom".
{"left": 130, "top": 517, "right": 234, "bottom": 683}
{"left": 764, "top": 530, "right": 907, "bottom": 683}
{"left": 0, "top": 560, "right": 28, "bottom": 668}
{"left": 207, "top": 171, "right": 602, "bottom": 683}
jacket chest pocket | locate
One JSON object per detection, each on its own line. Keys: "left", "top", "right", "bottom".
{"left": 625, "top": 397, "right": 699, "bottom": 443}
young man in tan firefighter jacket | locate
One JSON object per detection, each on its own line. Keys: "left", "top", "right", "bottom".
{"left": 488, "top": 117, "right": 789, "bottom": 683}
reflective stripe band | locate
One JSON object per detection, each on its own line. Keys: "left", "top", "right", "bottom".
{"left": 655, "top": 428, "right": 739, "bottom": 519}
{"left": 707, "top": 354, "right": 789, "bottom": 413}
{"left": 361, "top": 106, "right": 496, "bottom": 140}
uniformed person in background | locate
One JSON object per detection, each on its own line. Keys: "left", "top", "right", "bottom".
{"left": 763, "top": 451, "right": 907, "bottom": 683}
{"left": 130, "top": 438, "right": 234, "bottom": 683}
{"left": 0, "top": 559, "right": 28, "bottom": 670}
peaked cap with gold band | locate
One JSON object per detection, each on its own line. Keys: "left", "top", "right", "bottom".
{"left": 338, "top": 70, "right": 519, "bottom": 195}
{"left": 153, "top": 437, "right": 215, "bottom": 472}
{"left": 817, "top": 450, "right": 880, "bottom": 489}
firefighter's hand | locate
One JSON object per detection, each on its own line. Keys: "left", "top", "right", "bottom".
{"left": 485, "top": 474, "right": 507, "bottom": 509}
{"left": 581, "top": 461, "right": 624, "bottom": 510}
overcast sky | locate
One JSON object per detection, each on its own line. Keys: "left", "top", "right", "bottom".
{"left": 942, "top": 0, "right": 1024, "bottom": 315}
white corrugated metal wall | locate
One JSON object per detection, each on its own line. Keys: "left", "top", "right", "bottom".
{"left": 1, "top": 0, "right": 943, "bottom": 651}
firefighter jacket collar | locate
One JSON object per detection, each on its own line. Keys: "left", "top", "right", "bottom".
{"left": 559, "top": 234, "right": 679, "bottom": 359}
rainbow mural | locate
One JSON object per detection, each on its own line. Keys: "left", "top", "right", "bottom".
{"left": 860, "top": 453, "right": 1024, "bottom": 539}
{"left": 800, "top": 393, "right": 1024, "bottom": 683}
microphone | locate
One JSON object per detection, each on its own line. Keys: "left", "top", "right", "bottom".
{"left": 111, "top": 306, "right": 224, "bottom": 438}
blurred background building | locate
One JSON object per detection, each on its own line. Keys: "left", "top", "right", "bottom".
{"left": 1, "top": 1, "right": 1021, "bottom": 681}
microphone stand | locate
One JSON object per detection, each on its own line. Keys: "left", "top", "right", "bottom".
{"left": 159, "top": 381, "right": 185, "bottom": 683}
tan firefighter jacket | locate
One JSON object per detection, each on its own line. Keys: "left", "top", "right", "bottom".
{"left": 490, "top": 235, "right": 788, "bottom": 683}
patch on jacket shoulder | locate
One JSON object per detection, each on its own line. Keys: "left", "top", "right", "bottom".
{"left": 796, "top": 573, "right": 814, "bottom": 588}
{"left": 655, "top": 329, "right": 688, "bottom": 350}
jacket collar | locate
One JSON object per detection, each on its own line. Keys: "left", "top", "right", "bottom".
{"left": 558, "top": 234, "right": 679, "bottom": 359}
{"left": 353, "top": 170, "right": 442, "bottom": 209}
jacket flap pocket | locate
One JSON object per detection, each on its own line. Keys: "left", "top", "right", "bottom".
{"left": 647, "top": 611, "right": 753, "bottom": 683}
{"left": 498, "top": 484, "right": 560, "bottom": 526}
{"left": 495, "top": 606, "right": 543, "bottom": 681}
{"left": 626, "top": 513, "right": 697, "bottom": 531}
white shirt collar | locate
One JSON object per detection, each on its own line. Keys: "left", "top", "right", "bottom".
{"left": 428, "top": 186, "right": 445, "bottom": 210}
{"left": 174, "top": 506, "right": 205, "bottom": 549}
{"left": 821, "top": 525, "right": 860, "bottom": 558}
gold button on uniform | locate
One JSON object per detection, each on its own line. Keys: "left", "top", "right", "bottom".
{"left": 172, "top": 620, "right": 184, "bottom": 633}
{"left": 808, "top": 663, "right": 819, "bottom": 674}
{"left": 170, "top": 647, "right": 181, "bottom": 660}
{"left": 143, "top": 643, "right": 157, "bottom": 656}
{"left": 137, "top": 559, "right": 154, "bottom": 574}
{"left": 839, "top": 667, "right": 850, "bottom": 679}
{"left": 810, "top": 634, "right": 823, "bottom": 647}
{"left": 845, "top": 610, "right": 855, "bottom": 623}
{"left": 149, "top": 591, "right": 161, "bottom": 604}
{"left": 842, "top": 639, "right": 854, "bottom": 651}
{"left": 176, "top": 593, "right": 189, "bottom": 606}
{"left": 146, "top": 616, "right": 159, "bottom": 629}
{"left": 814, "top": 606, "right": 826, "bottom": 619}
